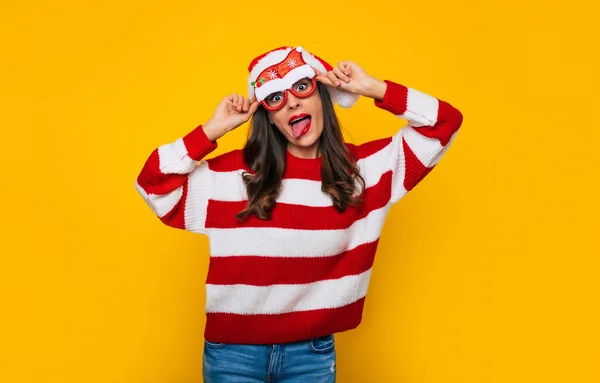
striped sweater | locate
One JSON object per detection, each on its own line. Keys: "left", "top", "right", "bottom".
{"left": 135, "top": 80, "right": 463, "bottom": 344}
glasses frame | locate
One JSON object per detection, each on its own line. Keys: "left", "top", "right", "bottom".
{"left": 260, "top": 77, "right": 317, "bottom": 112}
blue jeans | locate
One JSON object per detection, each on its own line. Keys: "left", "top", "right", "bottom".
{"left": 202, "top": 334, "right": 336, "bottom": 382}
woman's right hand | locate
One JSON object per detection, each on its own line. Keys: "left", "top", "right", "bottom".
{"left": 203, "top": 94, "right": 260, "bottom": 142}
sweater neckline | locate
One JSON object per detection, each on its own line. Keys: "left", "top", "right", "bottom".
{"left": 285, "top": 148, "right": 322, "bottom": 170}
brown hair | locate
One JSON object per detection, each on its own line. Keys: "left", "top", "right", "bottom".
{"left": 236, "top": 82, "right": 365, "bottom": 221}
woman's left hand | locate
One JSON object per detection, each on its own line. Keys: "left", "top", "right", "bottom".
{"left": 314, "top": 61, "right": 386, "bottom": 100}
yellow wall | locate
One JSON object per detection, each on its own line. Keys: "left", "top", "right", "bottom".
{"left": 2, "top": 0, "right": 599, "bottom": 381}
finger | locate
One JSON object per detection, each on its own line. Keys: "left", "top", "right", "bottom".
{"left": 230, "top": 93, "right": 238, "bottom": 108}
{"left": 238, "top": 94, "right": 244, "bottom": 112}
{"left": 326, "top": 70, "right": 341, "bottom": 87}
{"left": 313, "top": 69, "right": 334, "bottom": 86}
{"left": 242, "top": 96, "right": 250, "bottom": 112}
{"left": 313, "top": 67, "right": 325, "bottom": 77}
{"left": 333, "top": 67, "right": 350, "bottom": 83}
{"left": 247, "top": 99, "right": 260, "bottom": 115}
{"left": 338, "top": 61, "right": 351, "bottom": 76}
{"left": 225, "top": 94, "right": 235, "bottom": 110}
{"left": 316, "top": 75, "right": 334, "bottom": 86}
{"left": 315, "top": 75, "right": 334, "bottom": 86}
{"left": 234, "top": 94, "right": 243, "bottom": 112}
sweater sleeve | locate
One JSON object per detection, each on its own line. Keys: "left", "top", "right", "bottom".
{"left": 374, "top": 80, "right": 463, "bottom": 205}
{"left": 135, "top": 125, "right": 218, "bottom": 235}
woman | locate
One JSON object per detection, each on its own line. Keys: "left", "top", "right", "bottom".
{"left": 135, "top": 46, "right": 463, "bottom": 382}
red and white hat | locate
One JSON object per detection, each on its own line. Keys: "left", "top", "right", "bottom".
{"left": 247, "top": 46, "right": 360, "bottom": 108}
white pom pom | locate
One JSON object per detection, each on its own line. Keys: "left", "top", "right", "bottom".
{"left": 325, "top": 85, "right": 336, "bottom": 103}
{"left": 336, "top": 90, "right": 360, "bottom": 108}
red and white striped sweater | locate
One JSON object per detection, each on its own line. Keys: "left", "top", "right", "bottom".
{"left": 135, "top": 80, "right": 463, "bottom": 344}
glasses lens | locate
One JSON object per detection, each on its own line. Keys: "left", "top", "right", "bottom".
{"left": 290, "top": 77, "right": 314, "bottom": 97}
{"left": 264, "top": 91, "right": 285, "bottom": 109}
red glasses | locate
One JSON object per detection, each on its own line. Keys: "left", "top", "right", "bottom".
{"left": 260, "top": 77, "right": 317, "bottom": 111}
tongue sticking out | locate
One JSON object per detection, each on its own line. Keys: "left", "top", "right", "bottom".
{"left": 291, "top": 117, "right": 311, "bottom": 139}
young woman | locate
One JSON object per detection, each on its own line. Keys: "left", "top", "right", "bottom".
{"left": 136, "top": 46, "right": 463, "bottom": 382}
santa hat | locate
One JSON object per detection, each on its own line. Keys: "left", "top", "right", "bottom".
{"left": 247, "top": 46, "right": 360, "bottom": 108}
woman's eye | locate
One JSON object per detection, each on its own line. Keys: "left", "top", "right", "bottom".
{"left": 295, "top": 82, "right": 308, "bottom": 91}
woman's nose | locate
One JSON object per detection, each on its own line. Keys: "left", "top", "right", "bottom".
{"left": 286, "top": 93, "right": 301, "bottom": 109}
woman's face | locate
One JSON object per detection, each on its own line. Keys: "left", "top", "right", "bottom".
{"left": 265, "top": 78, "right": 324, "bottom": 154}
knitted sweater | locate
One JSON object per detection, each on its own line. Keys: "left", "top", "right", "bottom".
{"left": 135, "top": 80, "right": 463, "bottom": 344}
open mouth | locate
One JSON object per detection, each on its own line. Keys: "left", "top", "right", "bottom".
{"left": 289, "top": 114, "right": 312, "bottom": 139}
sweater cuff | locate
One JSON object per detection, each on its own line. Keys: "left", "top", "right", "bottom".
{"left": 374, "top": 80, "right": 409, "bottom": 116}
{"left": 182, "top": 125, "right": 219, "bottom": 161}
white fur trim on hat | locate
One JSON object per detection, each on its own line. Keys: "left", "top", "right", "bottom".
{"left": 300, "top": 49, "right": 328, "bottom": 74}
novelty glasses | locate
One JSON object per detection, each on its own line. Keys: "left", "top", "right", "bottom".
{"left": 261, "top": 77, "right": 317, "bottom": 111}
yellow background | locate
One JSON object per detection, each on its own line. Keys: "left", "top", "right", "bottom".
{"left": 2, "top": 0, "right": 599, "bottom": 381}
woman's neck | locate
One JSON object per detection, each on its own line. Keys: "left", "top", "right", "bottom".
{"left": 287, "top": 142, "right": 321, "bottom": 159}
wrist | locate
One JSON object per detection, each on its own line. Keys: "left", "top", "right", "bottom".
{"left": 202, "top": 120, "right": 227, "bottom": 142}
{"left": 359, "top": 76, "right": 387, "bottom": 101}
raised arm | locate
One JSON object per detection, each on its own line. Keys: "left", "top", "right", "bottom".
{"left": 135, "top": 126, "right": 217, "bottom": 233}
{"left": 316, "top": 61, "right": 463, "bottom": 205}
{"left": 373, "top": 79, "right": 463, "bottom": 204}
{"left": 135, "top": 93, "right": 259, "bottom": 233}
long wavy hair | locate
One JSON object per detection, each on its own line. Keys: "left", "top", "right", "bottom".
{"left": 236, "top": 82, "right": 366, "bottom": 221}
